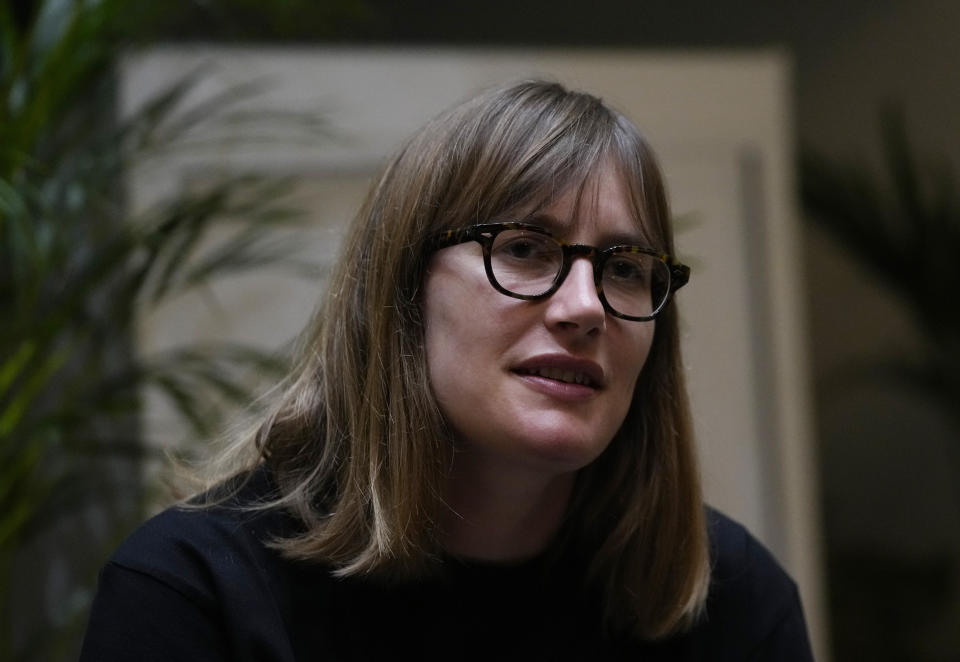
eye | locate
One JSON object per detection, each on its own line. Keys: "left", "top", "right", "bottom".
{"left": 492, "top": 231, "right": 558, "bottom": 262}
{"left": 504, "top": 238, "right": 539, "bottom": 258}
{"left": 606, "top": 255, "right": 648, "bottom": 284}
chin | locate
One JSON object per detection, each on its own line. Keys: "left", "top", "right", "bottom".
{"left": 508, "top": 428, "right": 612, "bottom": 474}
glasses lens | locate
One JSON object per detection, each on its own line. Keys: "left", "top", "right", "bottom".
{"left": 601, "top": 249, "right": 671, "bottom": 318}
{"left": 489, "top": 228, "right": 563, "bottom": 296}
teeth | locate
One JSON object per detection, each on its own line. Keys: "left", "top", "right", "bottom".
{"left": 531, "top": 367, "right": 590, "bottom": 385}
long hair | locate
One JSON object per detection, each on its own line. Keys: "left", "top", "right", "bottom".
{"left": 193, "top": 80, "right": 709, "bottom": 639}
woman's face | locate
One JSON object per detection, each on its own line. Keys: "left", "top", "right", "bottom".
{"left": 423, "top": 162, "right": 655, "bottom": 476}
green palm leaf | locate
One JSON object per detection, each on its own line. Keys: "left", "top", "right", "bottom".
{"left": 1, "top": 1, "right": 329, "bottom": 659}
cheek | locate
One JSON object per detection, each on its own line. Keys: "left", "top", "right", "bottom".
{"left": 423, "top": 277, "right": 455, "bottom": 386}
{"left": 613, "top": 324, "right": 655, "bottom": 414}
{"left": 625, "top": 323, "right": 655, "bottom": 382}
{"left": 422, "top": 264, "right": 483, "bottom": 397}
{"left": 422, "top": 250, "right": 510, "bottom": 370}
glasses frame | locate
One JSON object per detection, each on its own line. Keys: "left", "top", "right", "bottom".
{"left": 429, "top": 222, "right": 690, "bottom": 321}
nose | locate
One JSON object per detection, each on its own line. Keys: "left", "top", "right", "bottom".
{"left": 543, "top": 256, "right": 606, "bottom": 334}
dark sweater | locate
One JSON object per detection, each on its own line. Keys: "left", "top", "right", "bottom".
{"left": 80, "top": 472, "right": 814, "bottom": 661}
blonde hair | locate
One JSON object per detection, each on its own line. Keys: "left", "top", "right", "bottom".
{"left": 194, "top": 80, "right": 709, "bottom": 639}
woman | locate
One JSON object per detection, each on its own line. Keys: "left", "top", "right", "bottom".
{"left": 81, "top": 80, "right": 814, "bottom": 660}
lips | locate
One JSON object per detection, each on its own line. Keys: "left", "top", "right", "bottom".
{"left": 512, "top": 355, "right": 605, "bottom": 389}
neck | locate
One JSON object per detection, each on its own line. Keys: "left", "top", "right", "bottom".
{"left": 439, "top": 448, "right": 576, "bottom": 563}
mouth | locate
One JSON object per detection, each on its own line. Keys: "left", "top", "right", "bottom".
{"left": 511, "top": 355, "right": 605, "bottom": 390}
{"left": 514, "top": 366, "right": 598, "bottom": 387}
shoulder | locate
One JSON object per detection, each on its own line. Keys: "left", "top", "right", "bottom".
{"left": 80, "top": 470, "right": 309, "bottom": 661}
{"left": 108, "top": 471, "right": 291, "bottom": 607}
{"left": 706, "top": 508, "right": 796, "bottom": 604}
{"left": 684, "top": 508, "right": 814, "bottom": 660}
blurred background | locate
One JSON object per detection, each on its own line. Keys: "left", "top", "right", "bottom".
{"left": 3, "top": 1, "right": 959, "bottom": 661}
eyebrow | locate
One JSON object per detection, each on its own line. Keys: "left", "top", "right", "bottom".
{"left": 522, "top": 212, "right": 650, "bottom": 248}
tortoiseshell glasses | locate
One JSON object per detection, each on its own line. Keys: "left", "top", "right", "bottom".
{"left": 430, "top": 222, "right": 689, "bottom": 321}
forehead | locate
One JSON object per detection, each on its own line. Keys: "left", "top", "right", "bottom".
{"left": 520, "top": 163, "right": 655, "bottom": 247}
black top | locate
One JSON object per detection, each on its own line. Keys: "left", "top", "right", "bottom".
{"left": 80, "top": 471, "right": 814, "bottom": 661}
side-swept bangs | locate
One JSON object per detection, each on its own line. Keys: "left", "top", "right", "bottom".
{"left": 392, "top": 82, "right": 663, "bottom": 238}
